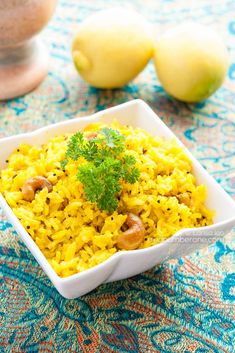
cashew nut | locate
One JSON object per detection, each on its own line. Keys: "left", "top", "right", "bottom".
{"left": 117, "top": 213, "right": 145, "bottom": 250}
{"left": 86, "top": 132, "right": 98, "bottom": 140}
{"left": 177, "top": 192, "right": 191, "bottom": 206}
{"left": 22, "top": 176, "right": 53, "bottom": 201}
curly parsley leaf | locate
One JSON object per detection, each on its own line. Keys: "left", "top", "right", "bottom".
{"left": 61, "top": 127, "right": 140, "bottom": 212}
{"left": 78, "top": 158, "right": 122, "bottom": 212}
{"left": 96, "top": 127, "right": 125, "bottom": 153}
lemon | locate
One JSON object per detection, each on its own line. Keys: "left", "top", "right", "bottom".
{"left": 72, "top": 8, "right": 154, "bottom": 88}
{"left": 154, "top": 23, "right": 229, "bottom": 102}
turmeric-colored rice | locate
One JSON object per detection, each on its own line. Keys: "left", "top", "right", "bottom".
{"left": 0, "top": 122, "right": 214, "bottom": 277}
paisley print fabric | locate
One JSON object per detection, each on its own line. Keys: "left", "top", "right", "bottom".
{"left": 0, "top": 0, "right": 234, "bottom": 352}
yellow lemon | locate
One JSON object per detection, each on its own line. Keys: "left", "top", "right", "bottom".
{"left": 72, "top": 8, "right": 154, "bottom": 88}
{"left": 154, "top": 23, "right": 229, "bottom": 102}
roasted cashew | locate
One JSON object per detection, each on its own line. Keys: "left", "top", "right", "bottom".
{"left": 117, "top": 213, "right": 145, "bottom": 250}
{"left": 22, "top": 176, "right": 53, "bottom": 201}
{"left": 177, "top": 192, "right": 191, "bottom": 206}
{"left": 86, "top": 132, "right": 98, "bottom": 140}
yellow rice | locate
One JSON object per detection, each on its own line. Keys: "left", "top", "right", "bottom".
{"left": 0, "top": 122, "right": 214, "bottom": 277}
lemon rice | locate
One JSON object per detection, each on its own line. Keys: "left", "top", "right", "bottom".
{"left": 0, "top": 123, "right": 214, "bottom": 277}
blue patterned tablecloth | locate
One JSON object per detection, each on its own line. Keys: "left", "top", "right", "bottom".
{"left": 0, "top": 1, "right": 234, "bottom": 352}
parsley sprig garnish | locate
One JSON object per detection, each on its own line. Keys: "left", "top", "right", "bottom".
{"left": 61, "top": 127, "right": 140, "bottom": 212}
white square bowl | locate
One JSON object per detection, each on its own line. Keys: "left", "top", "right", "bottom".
{"left": 0, "top": 99, "right": 235, "bottom": 299}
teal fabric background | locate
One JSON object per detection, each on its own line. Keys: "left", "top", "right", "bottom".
{"left": 0, "top": 0, "right": 234, "bottom": 352}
